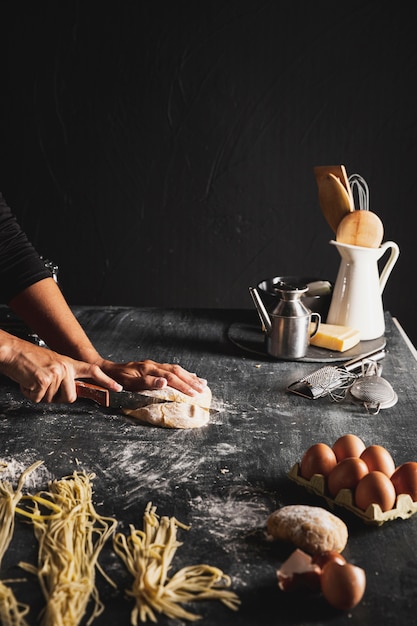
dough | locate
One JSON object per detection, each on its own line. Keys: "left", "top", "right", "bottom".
{"left": 266, "top": 504, "right": 348, "bottom": 554}
{"left": 123, "top": 385, "right": 212, "bottom": 429}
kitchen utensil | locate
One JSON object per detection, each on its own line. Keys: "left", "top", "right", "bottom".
{"left": 348, "top": 174, "right": 369, "bottom": 210}
{"left": 339, "top": 172, "right": 383, "bottom": 247}
{"left": 348, "top": 374, "right": 398, "bottom": 414}
{"left": 314, "top": 165, "right": 354, "bottom": 233}
{"left": 314, "top": 165, "right": 352, "bottom": 198}
{"left": 256, "top": 275, "right": 333, "bottom": 317}
{"left": 249, "top": 283, "right": 321, "bottom": 359}
{"left": 287, "top": 348, "right": 387, "bottom": 399}
{"left": 326, "top": 239, "right": 399, "bottom": 340}
{"left": 336, "top": 210, "right": 384, "bottom": 248}
{"left": 75, "top": 381, "right": 171, "bottom": 410}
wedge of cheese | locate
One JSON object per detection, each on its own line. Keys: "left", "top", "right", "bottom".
{"left": 309, "top": 322, "right": 361, "bottom": 352}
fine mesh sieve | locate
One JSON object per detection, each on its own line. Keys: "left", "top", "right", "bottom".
{"left": 348, "top": 375, "right": 398, "bottom": 414}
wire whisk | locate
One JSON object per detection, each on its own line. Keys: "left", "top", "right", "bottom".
{"left": 348, "top": 174, "right": 369, "bottom": 211}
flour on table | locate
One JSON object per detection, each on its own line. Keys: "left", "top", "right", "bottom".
{"left": 0, "top": 456, "right": 52, "bottom": 491}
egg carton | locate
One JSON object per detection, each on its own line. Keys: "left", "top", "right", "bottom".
{"left": 288, "top": 463, "right": 417, "bottom": 526}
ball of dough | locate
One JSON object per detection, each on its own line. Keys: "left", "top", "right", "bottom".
{"left": 123, "top": 385, "right": 212, "bottom": 429}
{"left": 266, "top": 505, "right": 348, "bottom": 554}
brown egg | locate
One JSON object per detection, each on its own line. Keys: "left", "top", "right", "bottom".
{"left": 354, "top": 470, "right": 397, "bottom": 512}
{"left": 321, "top": 560, "right": 366, "bottom": 610}
{"left": 327, "top": 457, "right": 369, "bottom": 497}
{"left": 332, "top": 434, "right": 366, "bottom": 461}
{"left": 300, "top": 443, "right": 337, "bottom": 480}
{"left": 390, "top": 462, "right": 417, "bottom": 501}
{"left": 312, "top": 550, "right": 346, "bottom": 569}
{"left": 360, "top": 445, "right": 395, "bottom": 477}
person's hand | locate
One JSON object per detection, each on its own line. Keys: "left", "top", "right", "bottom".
{"left": 99, "top": 358, "right": 208, "bottom": 396}
{"left": 0, "top": 334, "right": 122, "bottom": 404}
{"left": 5, "top": 279, "right": 207, "bottom": 400}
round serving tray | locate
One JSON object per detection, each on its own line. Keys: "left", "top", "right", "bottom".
{"left": 227, "top": 321, "right": 386, "bottom": 363}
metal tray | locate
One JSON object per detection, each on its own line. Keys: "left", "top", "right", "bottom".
{"left": 227, "top": 320, "right": 386, "bottom": 363}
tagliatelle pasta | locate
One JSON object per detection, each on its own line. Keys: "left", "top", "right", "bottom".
{"left": 0, "top": 581, "right": 30, "bottom": 626}
{"left": 113, "top": 502, "right": 240, "bottom": 624}
{"left": 0, "top": 460, "right": 43, "bottom": 626}
{"left": 18, "top": 471, "right": 117, "bottom": 626}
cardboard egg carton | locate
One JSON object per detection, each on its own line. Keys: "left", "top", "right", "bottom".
{"left": 288, "top": 463, "right": 417, "bottom": 526}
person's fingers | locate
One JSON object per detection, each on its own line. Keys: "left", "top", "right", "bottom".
{"left": 19, "top": 361, "right": 82, "bottom": 404}
{"left": 134, "top": 372, "right": 205, "bottom": 396}
{"left": 74, "top": 362, "right": 123, "bottom": 391}
{"left": 99, "top": 359, "right": 208, "bottom": 395}
{"left": 159, "top": 366, "right": 207, "bottom": 394}
{"left": 20, "top": 385, "right": 43, "bottom": 403}
{"left": 52, "top": 377, "right": 77, "bottom": 404}
{"left": 141, "top": 361, "right": 207, "bottom": 392}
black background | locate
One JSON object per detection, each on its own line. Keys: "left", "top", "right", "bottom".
{"left": 1, "top": 1, "right": 415, "bottom": 344}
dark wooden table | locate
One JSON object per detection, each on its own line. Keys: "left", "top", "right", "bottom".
{"left": 1, "top": 306, "right": 416, "bottom": 625}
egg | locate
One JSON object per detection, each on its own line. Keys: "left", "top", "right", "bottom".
{"left": 320, "top": 560, "right": 366, "bottom": 610}
{"left": 332, "top": 434, "right": 366, "bottom": 461}
{"left": 300, "top": 443, "right": 337, "bottom": 480}
{"left": 312, "top": 550, "right": 346, "bottom": 569}
{"left": 390, "top": 462, "right": 417, "bottom": 501}
{"left": 327, "top": 457, "right": 369, "bottom": 497}
{"left": 360, "top": 444, "right": 395, "bottom": 477}
{"left": 354, "top": 470, "right": 397, "bottom": 512}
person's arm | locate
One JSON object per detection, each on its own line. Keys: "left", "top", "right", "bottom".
{"left": 0, "top": 195, "right": 206, "bottom": 402}
{"left": 9, "top": 277, "right": 102, "bottom": 363}
{"left": 8, "top": 278, "right": 207, "bottom": 398}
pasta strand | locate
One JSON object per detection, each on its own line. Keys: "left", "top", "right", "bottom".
{"left": 0, "top": 460, "right": 44, "bottom": 626}
{"left": 113, "top": 502, "right": 240, "bottom": 624}
{"left": 19, "top": 471, "right": 117, "bottom": 626}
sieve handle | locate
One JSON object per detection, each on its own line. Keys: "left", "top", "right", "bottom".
{"left": 287, "top": 348, "right": 387, "bottom": 400}
{"left": 344, "top": 349, "right": 386, "bottom": 373}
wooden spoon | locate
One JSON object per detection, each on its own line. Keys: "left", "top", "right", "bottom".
{"left": 315, "top": 171, "right": 354, "bottom": 233}
{"left": 314, "top": 165, "right": 353, "bottom": 200}
{"left": 336, "top": 210, "right": 384, "bottom": 248}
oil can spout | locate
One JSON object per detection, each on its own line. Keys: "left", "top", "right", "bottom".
{"left": 249, "top": 286, "right": 271, "bottom": 333}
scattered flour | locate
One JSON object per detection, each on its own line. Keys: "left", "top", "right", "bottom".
{"left": 190, "top": 489, "right": 269, "bottom": 542}
{"left": 0, "top": 456, "right": 53, "bottom": 491}
{"left": 188, "top": 487, "right": 274, "bottom": 588}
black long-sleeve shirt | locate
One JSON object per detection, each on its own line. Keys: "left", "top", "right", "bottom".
{"left": 0, "top": 192, "right": 51, "bottom": 303}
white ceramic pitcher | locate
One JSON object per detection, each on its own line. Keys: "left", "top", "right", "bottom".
{"left": 326, "top": 240, "right": 400, "bottom": 340}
